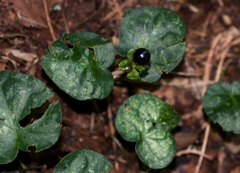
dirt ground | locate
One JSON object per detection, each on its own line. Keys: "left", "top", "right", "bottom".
{"left": 1, "top": 0, "right": 240, "bottom": 172}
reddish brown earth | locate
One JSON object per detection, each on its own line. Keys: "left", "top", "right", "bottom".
{"left": 1, "top": 0, "right": 240, "bottom": 172}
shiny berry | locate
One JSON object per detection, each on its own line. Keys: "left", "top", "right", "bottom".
{"left": 133, "top": 48, "right": 150, "bottom": 65}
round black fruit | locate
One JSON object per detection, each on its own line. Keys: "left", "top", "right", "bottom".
{"left": 133, "top": 48, "right": 150, "bottom": 65}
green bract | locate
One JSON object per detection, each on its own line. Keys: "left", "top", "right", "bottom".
{"left": 54, "top": 149, "right": 113, "bottom": 173}
{"left": 119, "top": 49, "right": 149, "bottom": 80}
{"left": 203, "top": 81, "right": 240, "bottom": 134}
{"left": 116, "top": 6, "right": 186, "bottom": 82}
{"left": 116, "top": 93, "right": 181, "bottom": 169}
{"left": 0, "top": 71, "right": 62, "bottom": 164}
{"left": 41, "top": 31, "right": 115, "bottom": 100}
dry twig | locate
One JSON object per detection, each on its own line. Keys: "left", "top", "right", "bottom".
{"left": 176, "top": 145, "right": 212, "bottom": 160}
{"left": 217, "top": 0, "right": 224, "bottom": 7}
{"left": 195, "top": 32, "right": 225, "bottom": 173}
{"left": 168, "top": 0, "right": 200, "bottom": 13}
{"left": 201, "top": 11, "right": 213, "bottom": 41}
{"left": 43, "top": 0, "right": 56, "bottom": 41}
{"left": 90, "top": 111, "right": 95, "bottom": 133}
{"left": 188, "top": 29, "right": 207, "bottom": 37}
{"left": 194, "top": 123, "right": 210, "bottom": 173}
{"left": 202, "top": 33, "right": 222, "bottom": 95}
{"left": 112, "top": 70, "right": 125, "bottom": 80}
{"left": 62, "top": 11, "right": 69, "bottom": 33}
{"left": 214, "top": 45, "right": 231, "bottom": 82}
{"left": 170, "top": 71, "right": 202, "bottom": 77}
{"left": 107, "top": 133, "right": 133, "bottom": 172}
{"left": 217, "top": 150, "right": 226, "bottom": 173}
{"left": 16, "top": 12, "right": 48, "bottom": 28}
{"left": 113, "top": 0, "right": 123, "bottom": 18}
{"left": 107, "top": 98, "right": 118, "bottom": 170}
{"left": 103, "top": 1, "right": 132, "bottom": 21}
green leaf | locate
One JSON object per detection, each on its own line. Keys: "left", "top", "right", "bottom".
{"left": 41, "top": 31, "right": 115, "bottom": 100}
{"left": 116, "top": 93, "right": 181, "bottom": 169}
{"left": 127, "top": 68, "right": 139, "bottom": 80}
{"left": 54, "top": 149, "right": 113, "bottom": 173}
{"left": 115, "top": 7, "right": 186, "bottom": 83}
{"left": 0, "top": 71, "right": 62, "bottom": 164}
{"left": 203, "top": 81, "right": 240, "bottom": 134}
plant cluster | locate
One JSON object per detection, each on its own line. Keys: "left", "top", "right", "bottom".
{"left": 0, "top": 6, "right": 239, "bottom": 173}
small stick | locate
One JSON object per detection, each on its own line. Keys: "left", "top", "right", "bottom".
{"left": 195, "top": 34, "right": 222, "bottom": 173}
{"left": 194, "top": 123, "right": 210, "bottom": 173}
{"left": 201, "top": 11, "right": 213, "bottom": 41}
{"left": 43, "top": 0, "right": 56, "bottom": 41}
{"left": 217, "top": 150, "right": 226, "bottom": 173}
{"left": 112, "top": 0, "right": 123, "bottom": 18}
{"left": 214, "top": 32, "right": 234, "bottom": 81}
{"left": 90, "top": 111, "right": 95, "bottom": 133}
{"left": 107, "top": 133, "right": 133, "bottom": 172}
{"left": 231, "top": 37, "right": 240, "bottom": 46}
{"left": 112, "top": 70, "right": 125, "bottom": 80}
{"left": 17, "top": 12, "right": 48, "bottom": 28}
{"left": 92, "top": 100, "right": 104, "bottom": 121}
{"left": 217, "top": 0, "right": 224, "bottom": 7}
{"left": 187, "top": 52, "right": 208, "bottom": 60}
{"left": 214, "top": 45, "right": 231, "bottom": 82}
{"left": 62, "top": 11, "right": 70, "bottom": 33}
{"left": 170, "top": 71, "right": 203, "bottom": 77}
{"left": 188, "top": 29, "right": 206, "bottom": 37}
{"left": 107, "top": 100, "right": 115, "bottom": 136}
{"left": 107, "top": 98, "right": 118, "bottom": 170}
{"left": 103, "top": 1, "right": 130, "bottom": 21}
{"left": 168, "top": 0, "right": 199, "bottom": 13}
{"left": 176, "top": 145, "right": 212, "bottom": 160}
{"left": 202, "top": 33, "right": 222, "bottom": 95}
{"left": 184, "top": 60, "right": 202, "bottom": 99}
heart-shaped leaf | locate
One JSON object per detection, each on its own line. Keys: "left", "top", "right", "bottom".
{"left": 116, "top": 7, "right": 186, "bottom": 83}
{"left": 54, "top": 149, "right": 113, "bottom": 173}
{"left": 116, "top": 93, "right": 181, "bottom": 169}
{"left": 41, "top": 31, "right": 115, "bottom": 100}
{"left": 0, "top": 71, "right": 62, "bottom": 164}
{"left": 203, "top": 81, "right": 240, "bottom": 134}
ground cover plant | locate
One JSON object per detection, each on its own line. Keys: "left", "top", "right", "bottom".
{"left": 0, "top": 0, "right": 240, "bottom": 172}
{"left": 41, "top": 6, "right": 186, "bottom": 171}
{"left": 0, "top": 6, "right": 185, "bottom": 172}
{"left": 203, "top": 81, "right": 240, "bottom": 134}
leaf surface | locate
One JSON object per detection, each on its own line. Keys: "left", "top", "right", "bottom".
{"left": 54, "top": 149, "right": 113, "bottom": 173}
{"left": 203, "top": 81, "right": 240, "bottom": 134}
{"left": 116, "top": 93, "right": 181, "bottom": 169}
{"left": 41, "top": 31, "right": 115, "bottom": 100}
{"left": 116, "top": 7, "right": 186, "bottom": 82}
{"left": 0, "top": 71, "right": 62, "bottom": 164}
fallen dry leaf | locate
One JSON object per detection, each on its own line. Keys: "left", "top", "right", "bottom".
{"left": 224, "top": 134, "right": 240, "bottom": 154}
{"left": 0, "top": 62, "right": 7, "bottom": 71}
{"left": 0, "top": 48, "right": 38, "bottom": 72}
{"left": 230, "top": 166, "right": 240, "bottom": 173}
{"left": 174, "top": 131, "right": 199, "bottom": 151}
{"left": 9, "top": 0, "right": 48, "bottom": 28}
{"left": 0, "top": 48, "right": 37, "bottom": 62}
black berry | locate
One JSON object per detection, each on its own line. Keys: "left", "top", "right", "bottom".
{"left": 133, "top": 48, "right": 150, "bottom": 65}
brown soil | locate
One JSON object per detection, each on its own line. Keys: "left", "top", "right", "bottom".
{"left": 1, "top": 0, "right": 240, "bottom": 173}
